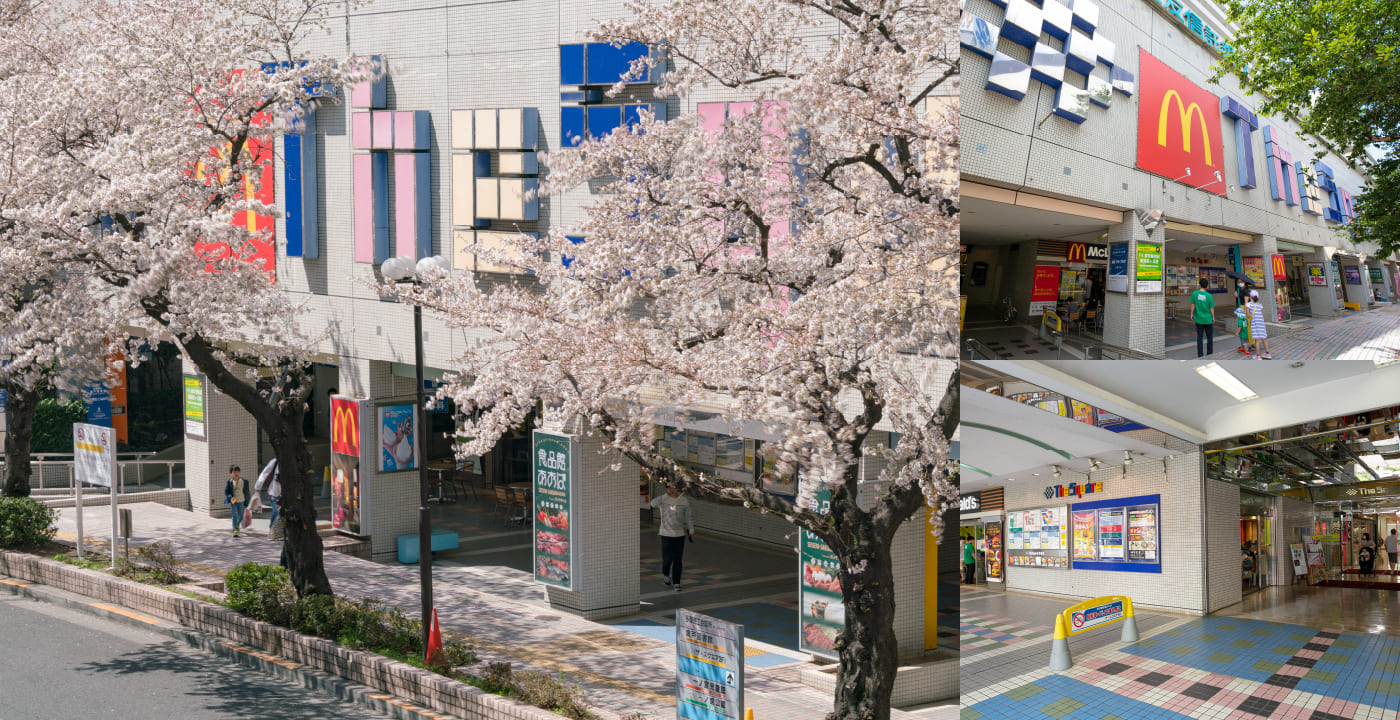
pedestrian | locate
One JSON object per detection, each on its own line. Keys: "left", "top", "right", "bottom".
{"left": 1190, "top": 278, "right": 1215, "bottom": 357}
{"left": 255, "top": 458, "right": 281, "bottom": 540}
{"left": 1360, "top": 533, "right": 1376, "bottom": 576}
{"left": 1243, "top": 290, "right": 1270, "bottom": 359}
{"left": 223, "top": 464, "right": 250, "bottom": 538}
{"left": 963, "top": 536, "right": 977, "bottom": 585}
{"left": 649, "top": 484, "right": 694, "bottom": 591}
{"left": 1234, "top": 303, "right": 1253, "bottom": 355}
{"left": 1386, "top": 529, "right": 1398, "bottom": 569}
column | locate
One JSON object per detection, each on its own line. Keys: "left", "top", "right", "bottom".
{"left": 1305, "top": 248, "right": 1336, "bottom": 317}
{"left": 340, "top": 357, "right": 424, "bottom": 563}
{"left": 543, "top": 417, "right": 640, "bottom": 621}
{"left": 182, "top": 358, "right": 259, "bottom": 518}
{"left": 1342, "top": 258, "right": 1370, "bottom": 307}
{"left": 1102, "top": 213, "right": 1166, "bottom": 356}
{"left": 1240, "top": 235, "right": 1279, "bottom": 323}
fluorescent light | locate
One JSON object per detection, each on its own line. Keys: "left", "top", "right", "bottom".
{"left": 1194, "top": 362, "right": 1258, "bottom": 401}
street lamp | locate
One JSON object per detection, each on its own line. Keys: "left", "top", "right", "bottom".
{"left": 381, "top": 254, "right": 450, "bottom": 656}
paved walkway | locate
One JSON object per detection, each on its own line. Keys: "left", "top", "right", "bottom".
{"left": 46, "top": 502, "right": 953, "bottom": 720}
{"left": 961, "top": 586, "right": 1400, "bottom": 719}
{"left": 1167, "top": 306, "right": 1400, "bottom": 361}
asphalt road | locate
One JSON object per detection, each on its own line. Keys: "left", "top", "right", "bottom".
{"left": 0, "top": 593, "right": 393, "bottom": 720}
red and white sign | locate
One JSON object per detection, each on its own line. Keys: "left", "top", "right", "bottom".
{"left": 1136, "top": 49, "right": 1227, "bottom": 198}
{"left": 1032, "top": 266, "right": 1062, "bottom": 302}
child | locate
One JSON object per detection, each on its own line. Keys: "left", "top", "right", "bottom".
{"left": 1234, "top": 304, "right": 1252, "bottom": 355}
{"left": 1244, "top": 290, "right": 1270, "bottom": 359}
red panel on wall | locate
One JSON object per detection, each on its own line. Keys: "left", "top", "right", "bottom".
{"left": 1136, "top": 49, "right": 1227, "bottom": 198}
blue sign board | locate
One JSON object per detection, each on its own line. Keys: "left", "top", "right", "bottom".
{"left": 1107, "top": 242, "right": 1129, "bottom": 292}
{"left": 84, "top": 382, "right": 113, "bottom": 427}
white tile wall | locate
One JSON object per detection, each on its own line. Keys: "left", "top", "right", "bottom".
{"left": 1205, "top": 478, "right": 1242, "bottom": 612}
{"left": 1273, "top": 495, "right": 1314, "bottom": 585}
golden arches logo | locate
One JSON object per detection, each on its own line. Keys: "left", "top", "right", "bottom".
{"left": 1067, "top": 242, "right": 1088, "bottom": 263}
{"left": 1157, "top": 90, "right": 1213, "bottom": 167}
{"left": 332, "top": 402, "right": 359, "bottom": 455}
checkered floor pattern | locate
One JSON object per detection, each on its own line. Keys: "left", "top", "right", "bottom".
{"left": 961, "top": 607, "right": 1054, "bottom": 657}
{"left": 963, "top": 617, "right": 1400, "bottom": 719}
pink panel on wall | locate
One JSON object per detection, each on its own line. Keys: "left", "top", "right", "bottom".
{"left": 698, "top": 102, "right": 726, "bottom": 134}
{"left": 351, "top": 80, "right": 370, "bottom": 108}
{"left": 395, "top": 153, "right": 416, "bottom": 259}
{"left": 727, "top": 101, "right": 755, "bottom": 119}
{"left": 372, "top": 111, "right": 394, "bottom": 149}
{"left": 352, "top": 113, "right": 373, "bottom": 150}
{"left": 353, "top": 154, "right": 374, "bottom": 262}
{"left": 393, "top": 111, "right": 415, "bottom": 149}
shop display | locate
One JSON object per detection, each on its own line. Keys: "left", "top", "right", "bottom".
{"left": 1004, "top": 506, "right": 1069, "bottom": 569}
{"left": 984, "top": 521, "right": 1003, "bottom": 582}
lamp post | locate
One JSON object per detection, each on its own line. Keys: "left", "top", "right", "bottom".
{"left": 381, "top": 254, "right": 450, "bottom": 657}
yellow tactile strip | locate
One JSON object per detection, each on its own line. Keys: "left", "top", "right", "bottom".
{"left": 89, "top": 602, "right": 160, "bottom": 624}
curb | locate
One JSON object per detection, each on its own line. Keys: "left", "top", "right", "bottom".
{"left": 0, "top": 576, "right": 458, "bottom": 720}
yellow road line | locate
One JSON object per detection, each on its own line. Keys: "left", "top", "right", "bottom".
{"left": 0, "top": 578, "right": 33, "bottom": 587}
{"left": 89, "top": 603, "right": 159, "bottom": 624}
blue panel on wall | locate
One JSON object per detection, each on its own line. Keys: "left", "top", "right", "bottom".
{"left": 372, "top": 152, "right": 389, "bottom": 263}
{"left": 586, "top": 41, "right": 650, "bottom": 85}
{"left": 412, "top": 153, "right": 431, "bottom": 259}
{"left": 560, "top": 44, "right": 586, "bottom": 85}
{"left": 284, "top": 110, "right": 319, "bottom": 258}
{"left": 284, "top": 133, "right": 304, "bottom": 257}
{"left": 561, "top": 106, "right": 586, "bottom": 147}
{"left": 623, "top": 104, "right": 650, "bottom": 130}
{"left": 588, "top": 105, "right": 623, "bottom": 139}
{"left": 561, "top": 235, "right": 585, "bottom": 268}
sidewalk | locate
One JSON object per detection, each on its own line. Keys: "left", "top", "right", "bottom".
{"left": 1165, "top": 305, "right": 1400, "bottom": 361}
{"left": 50, "top": 502, "right": 953, "bottom": 720}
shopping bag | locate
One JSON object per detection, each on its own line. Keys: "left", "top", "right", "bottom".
{"left": 243, "top": 507, "right": 254, "bottom": 529}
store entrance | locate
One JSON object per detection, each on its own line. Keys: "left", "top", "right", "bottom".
{"left": 1240, "top": 492, "right": 1274, "bottom": 594}
{"left": 960, "top": 522, "right": 985, "bottom": 585}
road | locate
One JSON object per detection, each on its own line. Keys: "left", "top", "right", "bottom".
{"left": 0, "top": 592, "right": 393, "bottom": 720}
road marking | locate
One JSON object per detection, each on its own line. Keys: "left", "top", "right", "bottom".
{"left": 0, "top": 578, "right": 33, "bottom": 587}
{"left": 89, "top": 603, "right": 159, "bottom": 624}
{"left": 366, "top": 693, "right": 453, "bottom": 718}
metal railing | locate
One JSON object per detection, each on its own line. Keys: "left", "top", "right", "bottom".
{"left": 964, "top": 337, "right": 1001, "bottom": 360}
{"left": 0, "top": 452, "right": 183, "bottom": 494}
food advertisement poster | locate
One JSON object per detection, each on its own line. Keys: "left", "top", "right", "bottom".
{"left": 1127, "top": 506, "right": 1159, "bottom": 561}
{"left": 378, "top": 404, "right": 418, "bottom": 472}
{"left": 1005, "top": 506, "right": 1069, "bottom": 568}
{"left": 1072, "top": 510, "right": 1097, "bottom": 560}
{"left": 800, "top": 488, "right": 842, "bottom": 659}
{"left": 329, "top": 397, "right": 364, "bottom": 536}
{"left": 983, "top": 521, "right": 1003, "bottom": 582}
{"left": 1098, "top": 509, "right": 1125, "bottom": 559}
{"left": 533, "top": 431, "right": 578, "bottom": 591}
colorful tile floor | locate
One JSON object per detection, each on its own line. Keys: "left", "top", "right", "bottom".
{"left": 963, "top": 616, "right": 1400, "bottom": 719}
{"left": 961, "top": 607, "right": 1053, "bottom": 658}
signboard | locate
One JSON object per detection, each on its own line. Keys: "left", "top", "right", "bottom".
{"left": 1127, "top": 506, "right": 1159, "bottom": 561}
{"left": 1345, "top": 266, "right": 1363, "bottom": 285}
{"left": 1072, "top": 510, "right": 1098, "bottom": 560}
{"left": 1136, "top": 243, "right": 1163, "bottom": 293}
{"left": 1135, "top": 49, "right": 1227, "bottom": 197}
{"left": 84, "top": 382, "right": 113, "bottom": 428}
{"left": 984, "top": 520, "right": 1003, "bottom": 583}
{"left": 959, "top": 491, "right": 982, "bottom": 514}
{"left": 1108, "top": 243, "right": 1129, "bottom": 293}
{"left": 1371, "top": 267, "right": 1385, "bottom": 285}
{"left": 1306, "top": 263, "right": 1327, "bottom": 286}
{"left": 1063, "top": 596, "right": 1129, "bottom": 636}
{"left": 330, "top": 396, "right": 364, "bottom": 536}
{"left": 1289, "top": 543, "right": 1307, "bottom": 577}
{"left": 675, "top": 609, "right": 745, "bottom": 720}
{"left": 1072, "top": 495, "right": 1163, "bottom": 572}
{"left": 1242, "top": 256, "right": 1265, "bottom": 287}
{"left": 1032, "top": 265, "right": 1061, "bottom": 307}
{"left": 182, "top": 374, "right": 206, "bottom": 438}
{"left": 1271, "top": 254, "right": 1287, "bottom": 282}
{"left": 378, "top": 403, "right": 418, "bottom": 472}
{"left": 74, "top": 422, "right": 119, "bottom": 564}
{"left": 800, "top": 488, "right": 842, "bottom": 658}
{"left": 1098, "top": 509, "right": 1125, "bottom": 559}
{"left": 1065, "top": 242, "right": 1107, "bottom": 263}
{"left": 533, "top": 431, "right": 578, "bottom": 590}
{"left": 1004, "top": 506, "right": 1070, "bottom": 568}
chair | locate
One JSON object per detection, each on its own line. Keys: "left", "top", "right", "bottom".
{"left": 451, "top": 464, "right": 477, "bottom": 501}
{"left": 509, "top": 486, "right": 529, "bottom": 526}
{"left": 1082, "top": 310, "right": 1097, "bottom": 334}
{"left": 493, "top": 486, "right": 514, "bottom": 524}
{"left": 1065, "top": 310, "right": 1080, "bottom": 335}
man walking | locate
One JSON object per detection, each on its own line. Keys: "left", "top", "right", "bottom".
{"left": 963, "top": 536, "right": 977, "bottom": 584}
{"left": 649, "top": 484, "right": 695, "bottom": 591}
{"left": 1191, "top": 278, "right": 1216, "bottom": 358}
{"left": 1387, "top": 529, "right": 1398, "bottom": 569}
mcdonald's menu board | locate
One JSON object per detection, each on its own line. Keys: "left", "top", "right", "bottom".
{"left": 1005, "top": 506, "right": 1069, "bottom": 569}
{"left": 533, "top": 431, "right": 579, "bottom": 591}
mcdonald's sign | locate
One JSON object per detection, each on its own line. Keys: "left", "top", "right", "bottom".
{"left": 1066, "top": 242, "right": 1108, "bottom": 263}
{"left": 1271, "top": 254, "right": 1287, "bottom": 282}
{"left": 331, "top": 397, "right": 360, "bottom": 456}
{"left": 1136, "top": 50, "right": 1227, "bottom": 198}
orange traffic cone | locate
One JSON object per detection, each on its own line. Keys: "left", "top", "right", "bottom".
{"left": 425, "top": 609, "right": 444, "bottom": 666}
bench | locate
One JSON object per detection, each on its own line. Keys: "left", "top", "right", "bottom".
{"left": 397, "top": 529, "right": 459, "bottom": 564}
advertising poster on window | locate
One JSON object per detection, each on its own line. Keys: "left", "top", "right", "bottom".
{"left": 1306, "top": 263, "right": 1326, "bottom": 286}
{"left": 799, "top": 488, "right": 841, "bottom": 659}
{"left": 983, "top": 521, "right": 1003, "bottom": 582}
{"left": 330, "top": 397, "right": 364, "bottom": 536}
{"left": 533, "top": 431, "right": 578, "bottom": 591}
{"left": 1127, "top": 506, "right": 1159, "bottom": 561}
{"left": 378, "top": 404, "right": 418, "bottom": 472}
{"left": 1005, "top": 506, "right": 1069, "bottom": 568}
{"left": 1031, "top": 265, "right": 1062, "bottom": 316}
{"left": 1098, "top": 509, "right": 1125, "bottom": 559}
{"left": 1072, "top": 510, "right": 1098, "bottom": 560}
{"left": 183, "top": 374, "right": 206, "bottom": 439}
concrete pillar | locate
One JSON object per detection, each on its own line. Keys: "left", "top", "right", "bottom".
{"left": 1240, "top": 235, "right": 1279, "bottom": 322}
{"left": 1342, "top": 258, "right": 1370, "bottom": 306}
{"left": 856, "top": 433, "right": 925, "bottom": 663}
{"left": 1305, "top": 248, "right": 1336, "bottom": 317}
{"left": 1102, "top": 213, "right": 1165, "bottom": 356}
{"left": 338, "top": 357, "right": 423, "bottom": 563}
{"left": 542, "top": 417, "right": 640, "bottom": 620}
{"left": 182, "top": 358, "right": 259, "bottom": 518}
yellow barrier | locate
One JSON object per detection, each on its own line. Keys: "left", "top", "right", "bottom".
{"left": 1050, "top": 595, "right": 1138, "bottom": 671}
{"left": 1345, "top": 302, "right": 1361, "bottom": 311}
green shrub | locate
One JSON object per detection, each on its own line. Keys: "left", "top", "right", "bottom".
{"left": 475, "top": 662, "right": 594, "bottom": 719}
{"left": 0, "top": 497, "right": 58, "bottom": 549}
{"left": 30, "top": 398, "right": 88, "bottom": 454}
{"left": 134, "top": 541, "right": 186, "bottom": 585}
{"left": 224, "top": 562, "right": 295, "bottom": 625}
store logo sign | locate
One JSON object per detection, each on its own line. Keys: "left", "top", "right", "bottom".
{"left": 1067, "top": 242, "right": 1107, "bottom": 262}
{"left": 331, "top": 398, "right": 359, "bottom": 456}
{"left": 1136, "top": 49, "right": 1227, "bottom": 197}
{"left": 960, "top": 493, "right": 981, "bottom": 512}
{"left": 1045, "top": 481, "right": 1103, "bottom": 499}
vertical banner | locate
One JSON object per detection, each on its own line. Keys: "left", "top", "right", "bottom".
{"left": 799, "top": 487, "right": 842, "bottom": 659}
{"left": 330, "top": 397, "right": 364, "bottom": 536}
{"left": 1107, "top": 243, "right": 1129, "bottom": 292}
{"left": 378, "top": 403, "right": 418, "bottom": 472}
{"left": 533, "top": 431, "right": 577, "bottom": 589}
{"left": 1135, "top": 244, "right": 1163, "bottom": 293}
{"left": 675, "top": 609, "right": 745, "bottom": 720}
{"left": 183, "top": 374, "right": 206, "bottom": 438}
{"left": 983, "top": 520, "right": 1003, "bottom": 582}
{"left": 107, "top": 349, "right": 127, "bottom": 444}
{"left": 1072, "top": 509, "right": 1098, "bottom": 560}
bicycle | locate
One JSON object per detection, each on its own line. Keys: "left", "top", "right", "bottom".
{"left": 1001, "top": 297, "right": 1018, "bottom": 325}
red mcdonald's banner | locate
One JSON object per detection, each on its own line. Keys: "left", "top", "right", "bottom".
{"left": 1271, "top": 254, "right": 1287, "bottom": 282}
{"left": 331, "top": 397, "right": 360, "bottom": 456}
{"left": 1136, "top": 49, "right": 1227, "bottom": 198}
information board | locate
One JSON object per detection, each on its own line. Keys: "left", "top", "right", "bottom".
{"left": 1126, "top": 506, "right": 1159, "bottom": 561}
{"left": 1072, "top": 510, "right": 1097, "bottom": 560}
{"left": 1069, "top": 494, "right": 1163, "bottom": 572}
{"left": 676, "top": 609, "right": 744, "bottom": 720}
{"left": 1004, "top": 506, "right": 1070, "bottom": 568}
{"left": 533, "top": 431, "right": 579, "bottom": 591}
{"left": 183, "top": 374, "right": 206, "bottom": 439}
{"left": 1136, "top": 243, "right": 1163, "bottom": 293}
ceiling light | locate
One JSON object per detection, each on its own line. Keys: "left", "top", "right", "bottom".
{"left": 1032, "top": 472, "right": 1041, "bottom": 476}
{"left": 1053, "top": 466, "right": 1062, "bottom": 479}
{"left": 1123, "top": 450, "right": 1134, "bottom": 466}
{"left": 1194, "top": 362, "right": 1259, "bottom": 401}
{"left": 1090, "top": 458, "right": 1102, "bottom": 471}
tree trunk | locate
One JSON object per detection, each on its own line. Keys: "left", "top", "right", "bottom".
{"left": 2, "top": 385, "right": 40, "bottom": 498}
{"left": 829, "top": 520, "right": 899, "bottom": 720}
{"left": 269, "top": 419, "right": 332, "bottom": 597}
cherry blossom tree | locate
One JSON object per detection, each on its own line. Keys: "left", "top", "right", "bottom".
{"left": 0, "top": 0, "right": 372, "bottom": 595}
{"left": 396, "top": 1, "right": 959, "bottom": 717}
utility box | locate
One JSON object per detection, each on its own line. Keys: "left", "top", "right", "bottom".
{"left": 118, "top": 508, "right": 132, "bottom": 539}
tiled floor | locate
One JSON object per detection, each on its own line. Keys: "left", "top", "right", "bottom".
{"left": 1166, "top": 305, "right": 1400, "bottom": 360}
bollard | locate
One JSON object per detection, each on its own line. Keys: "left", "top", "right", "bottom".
{"left": 745, "top": 709, "right": 754, "bottom": 720}
{"left": 1120, "top": 597, "right": 1139, "bottom": 642}
{"left": 1049, "top": 614, "right": 1072, "bottom": 671}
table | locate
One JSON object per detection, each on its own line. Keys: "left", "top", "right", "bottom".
{"left": 427, "top": 461, "right": 457, "bottom": 504}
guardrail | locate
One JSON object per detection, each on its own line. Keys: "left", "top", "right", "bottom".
{"left": 0, "top": 452, "right": 183, "bottom": 493}
{"left": 964, "top": 337, "right": 1001, "bottom": 360}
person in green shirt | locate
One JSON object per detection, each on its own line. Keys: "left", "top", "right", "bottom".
{"left": 963, "top": 537, "right": 977, "bottom": 584}
{"left": 1190, "top": 278, "right": 1216, "bottom": 357}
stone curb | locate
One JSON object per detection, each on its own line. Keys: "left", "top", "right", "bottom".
{"left": 0, "top": 549, "right": 571, "bottom": 720}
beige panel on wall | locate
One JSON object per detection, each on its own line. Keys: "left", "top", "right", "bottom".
{"left": 453, "top": 229, "right": 476, "bottom": 272}
{"left": 451, "top": 154, "right": 475, "bottom": 226}
{"left": 475, "top": 178, "right": 499, "bottom": 219}
{"left": 498, "top": 108, "right": 524, "bottom": 149}
{"left": 473, "top": 109, "right": 497, "bottom": 149}
{"left": 499, "top": 151, "right": 538, "bottom": 175}
{"left": 451, "top": 110, "right": 473, "bottom": 150}
{"left": 499, "top": 178, "right": 525, "bottom": 220}
{"left": 475, "top": 230, "right": 534, "bottom": 274}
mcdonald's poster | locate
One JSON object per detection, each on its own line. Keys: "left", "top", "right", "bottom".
{"left": 329, "top": 396, "right": 363, "bottom": 536}
{"left": 330, "top": 397, "right": 360, "bottom": 456}
{"left": 1136, "top": 49, "right": 1227, "bottom": 198}
{"left": 1271, "top": 254, "right": 1287, "bottom": 282}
